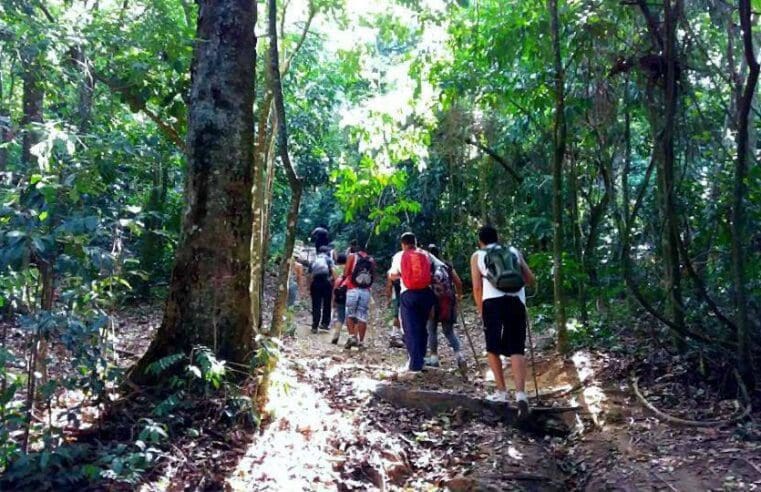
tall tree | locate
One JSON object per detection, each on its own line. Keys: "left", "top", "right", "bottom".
{"left": 132, "top": 0, "right": 257, "bottom": 379}
{"left": 732, "top": 0, "right": 758, "bottom": 388}
{"left": 549, "top": 0, "right": 568, "bottom": 353}
{"left": 268, "top": 0, "right": 303, "bottom": 336}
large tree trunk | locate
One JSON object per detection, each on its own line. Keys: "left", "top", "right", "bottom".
{"left": 549, "top": 0, "right": 568, "bottom": 354}
{"left": 268, "top": 0, "right": 303, "bottom": 336}
{"left": 732, "top": 0, "right": 758, "bottom": 389}
{"left": 132, "top": 0, "right": 257, "bottom": 380}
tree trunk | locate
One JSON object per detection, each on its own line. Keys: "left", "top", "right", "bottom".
{"left": 268, "top": 0, "right": 303, "bottom": 336}
{"left": 71, "top": 45, "right": 94, "bottom": 132}
{"left": 132, "top": 0, "right": 257, "bottom": 381}
{"left": 732, "top": 0, "right": 758, "bottom": 389}
{"left": 549, "top": 0, "right": 568, "bottom": 353}
{"left": 659, "top": 0, "right": 685, "bottom": 338}
{"left": 569, "top": 151, "right": 587, "bottom": 325}
{"left": 21, "top": 47, "right": 43, "bottom": 168}
{"left": 0, "top": 61, "right": 9, "bottom": 172}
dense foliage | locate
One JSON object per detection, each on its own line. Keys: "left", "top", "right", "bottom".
{"left": 0, "top": 0, "right": 758, "bottom": 486}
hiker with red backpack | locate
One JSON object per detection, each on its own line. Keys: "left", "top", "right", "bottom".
{"left": 387, "top": 232, "right": 437, "bottom": 372}
{"left": 470, "top": 225, "right": 535, "bottom": 418}
{"left": 425, "top": 244, "right": 466, "bottom": 373}
{"left": 340, "top": 245, "right": 376, "bottom": 350}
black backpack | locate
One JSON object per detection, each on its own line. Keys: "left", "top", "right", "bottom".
{"left": 351, "top": 254, "right": 374, "bottom": 288}
{"left": 483, "top": 245, "right": 525, "bottom": 293}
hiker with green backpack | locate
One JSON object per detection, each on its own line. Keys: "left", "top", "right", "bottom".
{"left": 470, "top": 225, "right": 535, "bottom": 418}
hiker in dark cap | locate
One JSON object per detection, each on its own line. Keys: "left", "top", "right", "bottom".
{"left": 426, "top": 244, "right": 466, "bottom": 373}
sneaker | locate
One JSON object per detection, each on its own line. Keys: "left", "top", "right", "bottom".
{"left": 486, "top": 390, "right": 509, "bottom": 403}
{"left": 344, "top": 336, "right": 358, "bottom": 350}
{"left": 311, "top": 327, "right": 318, "bottom": 334}
{"left": 357, "top": 341, "right": 366, "bottom": 351}
{"left": 389, "top": 336, "right": 405, "bottom": 348}
{"left": 424, "top": 355, "right": 440, "bottom": 367}
{"left": 319, "top": 325, "right": 330, "bottom": 332}
{"left": 517, "top": 399, "right": 531, "bottom": 420}
{"left": 331, "top": 334, "right": 339, "bottom": 344}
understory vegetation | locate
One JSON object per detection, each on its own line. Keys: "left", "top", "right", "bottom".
{"left": 0, "top": 0, "right": 759, "bottom": 488}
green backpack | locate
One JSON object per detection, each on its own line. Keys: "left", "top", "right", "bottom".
{"left": 483, "top": 245, "right": 525, "bottom": 293}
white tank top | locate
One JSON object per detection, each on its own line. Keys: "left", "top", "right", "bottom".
{"left": 475, "top": 244, "right": 526, "bottom": 304}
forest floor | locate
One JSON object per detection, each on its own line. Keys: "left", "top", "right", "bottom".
{"left": 219, "top": 281, "right": 761, "bottom": 491}
{"left": 3, "top": 280, "right": 761, "bottom": 490}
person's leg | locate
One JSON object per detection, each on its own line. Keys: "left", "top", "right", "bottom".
{"left": 482, "top": 297, "right": 508, "bottom": 395}
{"left": 310, "top": 282, "right": 320, "bottom": 331}
{"left": 505, "top": 297, "right": 528, "bottom": 396}
{"left": 321, "top": 281, "right": 332, "bottom": 328}
{"left": 510, "top": 355, "right": 527, "bottom": 393}
{"left": 427, "top": 318, "right": 439, "bottom": 356}
{"left": 399, "top": 292, "right": 416, "bottom": 367}
{"left": 411, "top": 290, "right": 434, "bottom": 370}
{"left": 401, "top": 291, "right": 427, "bottom": 370}
{"left": 357, "top": 289, "right": 369, "bottom": 342}
{"left": 442, "top": 318, "right": 461, "bottom": 354}
{"left": 487, "top": 352, "right": 507, "bottom": 390}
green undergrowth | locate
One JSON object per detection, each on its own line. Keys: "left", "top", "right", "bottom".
{"left": 0, "top": 337, "right": 282, "bottom": 490}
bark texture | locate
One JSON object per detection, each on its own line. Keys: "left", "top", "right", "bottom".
{"left": 133, "top": 0, "right": 257, "bottom": 380}
{"left": 549, "top": 0, "right": 568, "bottom": 353}
{"left": 732, "top": 0, "right": 758, "bottom": 389}
{"left": 268, "top": 0, "right": 304, "bottom": 336}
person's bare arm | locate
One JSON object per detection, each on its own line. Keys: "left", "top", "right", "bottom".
{"left": 388, "top": 271, "right": 401, "bottom": 281}
{"left": 470, "top": 253, "right": 483, "bottom": 317}
{"left": 520, "top": 256, "right": 536, "bottom": 288}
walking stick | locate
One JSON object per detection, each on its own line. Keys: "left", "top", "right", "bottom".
{"left": 525, "top": 308, "right": 541, "bottom": 402}
{"left": 525, "top": 283, "right": 541, "bottom": 402}
{"left": 459, "top": 309, "right": 482, "bottom": 370}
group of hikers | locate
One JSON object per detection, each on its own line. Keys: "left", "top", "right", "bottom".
{"left": 296, "top": 225, "right": 535, "bottom": 417}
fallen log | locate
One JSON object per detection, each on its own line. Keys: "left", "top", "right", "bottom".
{"left": 372, "top": 383, "right": 580, "bottom": 436}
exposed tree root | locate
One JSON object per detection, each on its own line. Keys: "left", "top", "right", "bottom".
{"left": 372, "top": 383, "right": 580, "bottom": 436}
{"left": 630, "top": 371, "right": 751, "bottom": 427}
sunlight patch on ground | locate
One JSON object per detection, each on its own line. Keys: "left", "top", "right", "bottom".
{"left": 571, "top": 350, "right": 608, "bottom": 427}
{"left": 226, "top": 359, "right": 356, "bottom": 490}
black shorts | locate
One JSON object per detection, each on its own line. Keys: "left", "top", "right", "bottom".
{"left": 482, "top": 295, "right": 527, "bottom": 356}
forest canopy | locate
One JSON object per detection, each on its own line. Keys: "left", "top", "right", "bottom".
{"left": 0, "top": 0, "right": 759, "bottom": 488}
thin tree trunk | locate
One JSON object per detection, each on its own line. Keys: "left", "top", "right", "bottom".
{"left": 732, "top": 0, "right": 758, "bottom": 389}
{"left": 660, "top": 0, "right": 685, "bottom": 339}
{"left": 268, "top": 0, "right": 303, "bottom": 336}
{"left": 132, "top": 0, "right": 257, "bottom": 380}
{"left": 21, "top": 47, "right": 43, "bottom": 168}
{"left": 71, "top": 45, "right": 94, "bottom": 132}
{"left": 569, "top": 151, "right": 587, "bottom": 325}
{"left": 549, "top": 0, "right": 568, "bottom": 353}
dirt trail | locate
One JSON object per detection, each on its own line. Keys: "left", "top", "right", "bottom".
{"left": 224, "top": 281, "right": 761, "bottom": 491}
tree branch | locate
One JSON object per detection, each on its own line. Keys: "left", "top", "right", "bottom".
{"left": 464, "top": 136, "right": 522, "bottom": 183}
{"left": 93, "top": 72, "right": 186, "bottom": 153}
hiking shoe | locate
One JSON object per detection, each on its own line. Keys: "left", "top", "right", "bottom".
{"left": 389, "top": 336, "right": 405, "bottom": 348}
{"left": 331, "top": 334, "right": 339, "bottom": 344}
{"left": 424, "top": 355, "right": 440, "bottom": 367}
{"left": 357, "top": 341, "right": 366, "bottom": 351}
{"left": 486, "top": 390, "right": 509, "bottom": 403}
{"left": 319, "top": 325, "right": 330, "bottom": 332}
{"left": 517, "top": 399, "right": 531, "bottom": 420}
{"left": 311, "top": 327, "right": 318, "bottom": 334}
{"left": 344, "top": 336, "right": 358, "bottom": 349}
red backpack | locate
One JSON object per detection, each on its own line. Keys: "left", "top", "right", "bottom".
{"left": 401, "top": 249, "right": 432, "bottom": 290}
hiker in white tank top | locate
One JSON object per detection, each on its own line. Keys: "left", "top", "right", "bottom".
{"left": 475, "top": 244, "right": 527, "bottom": 305}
